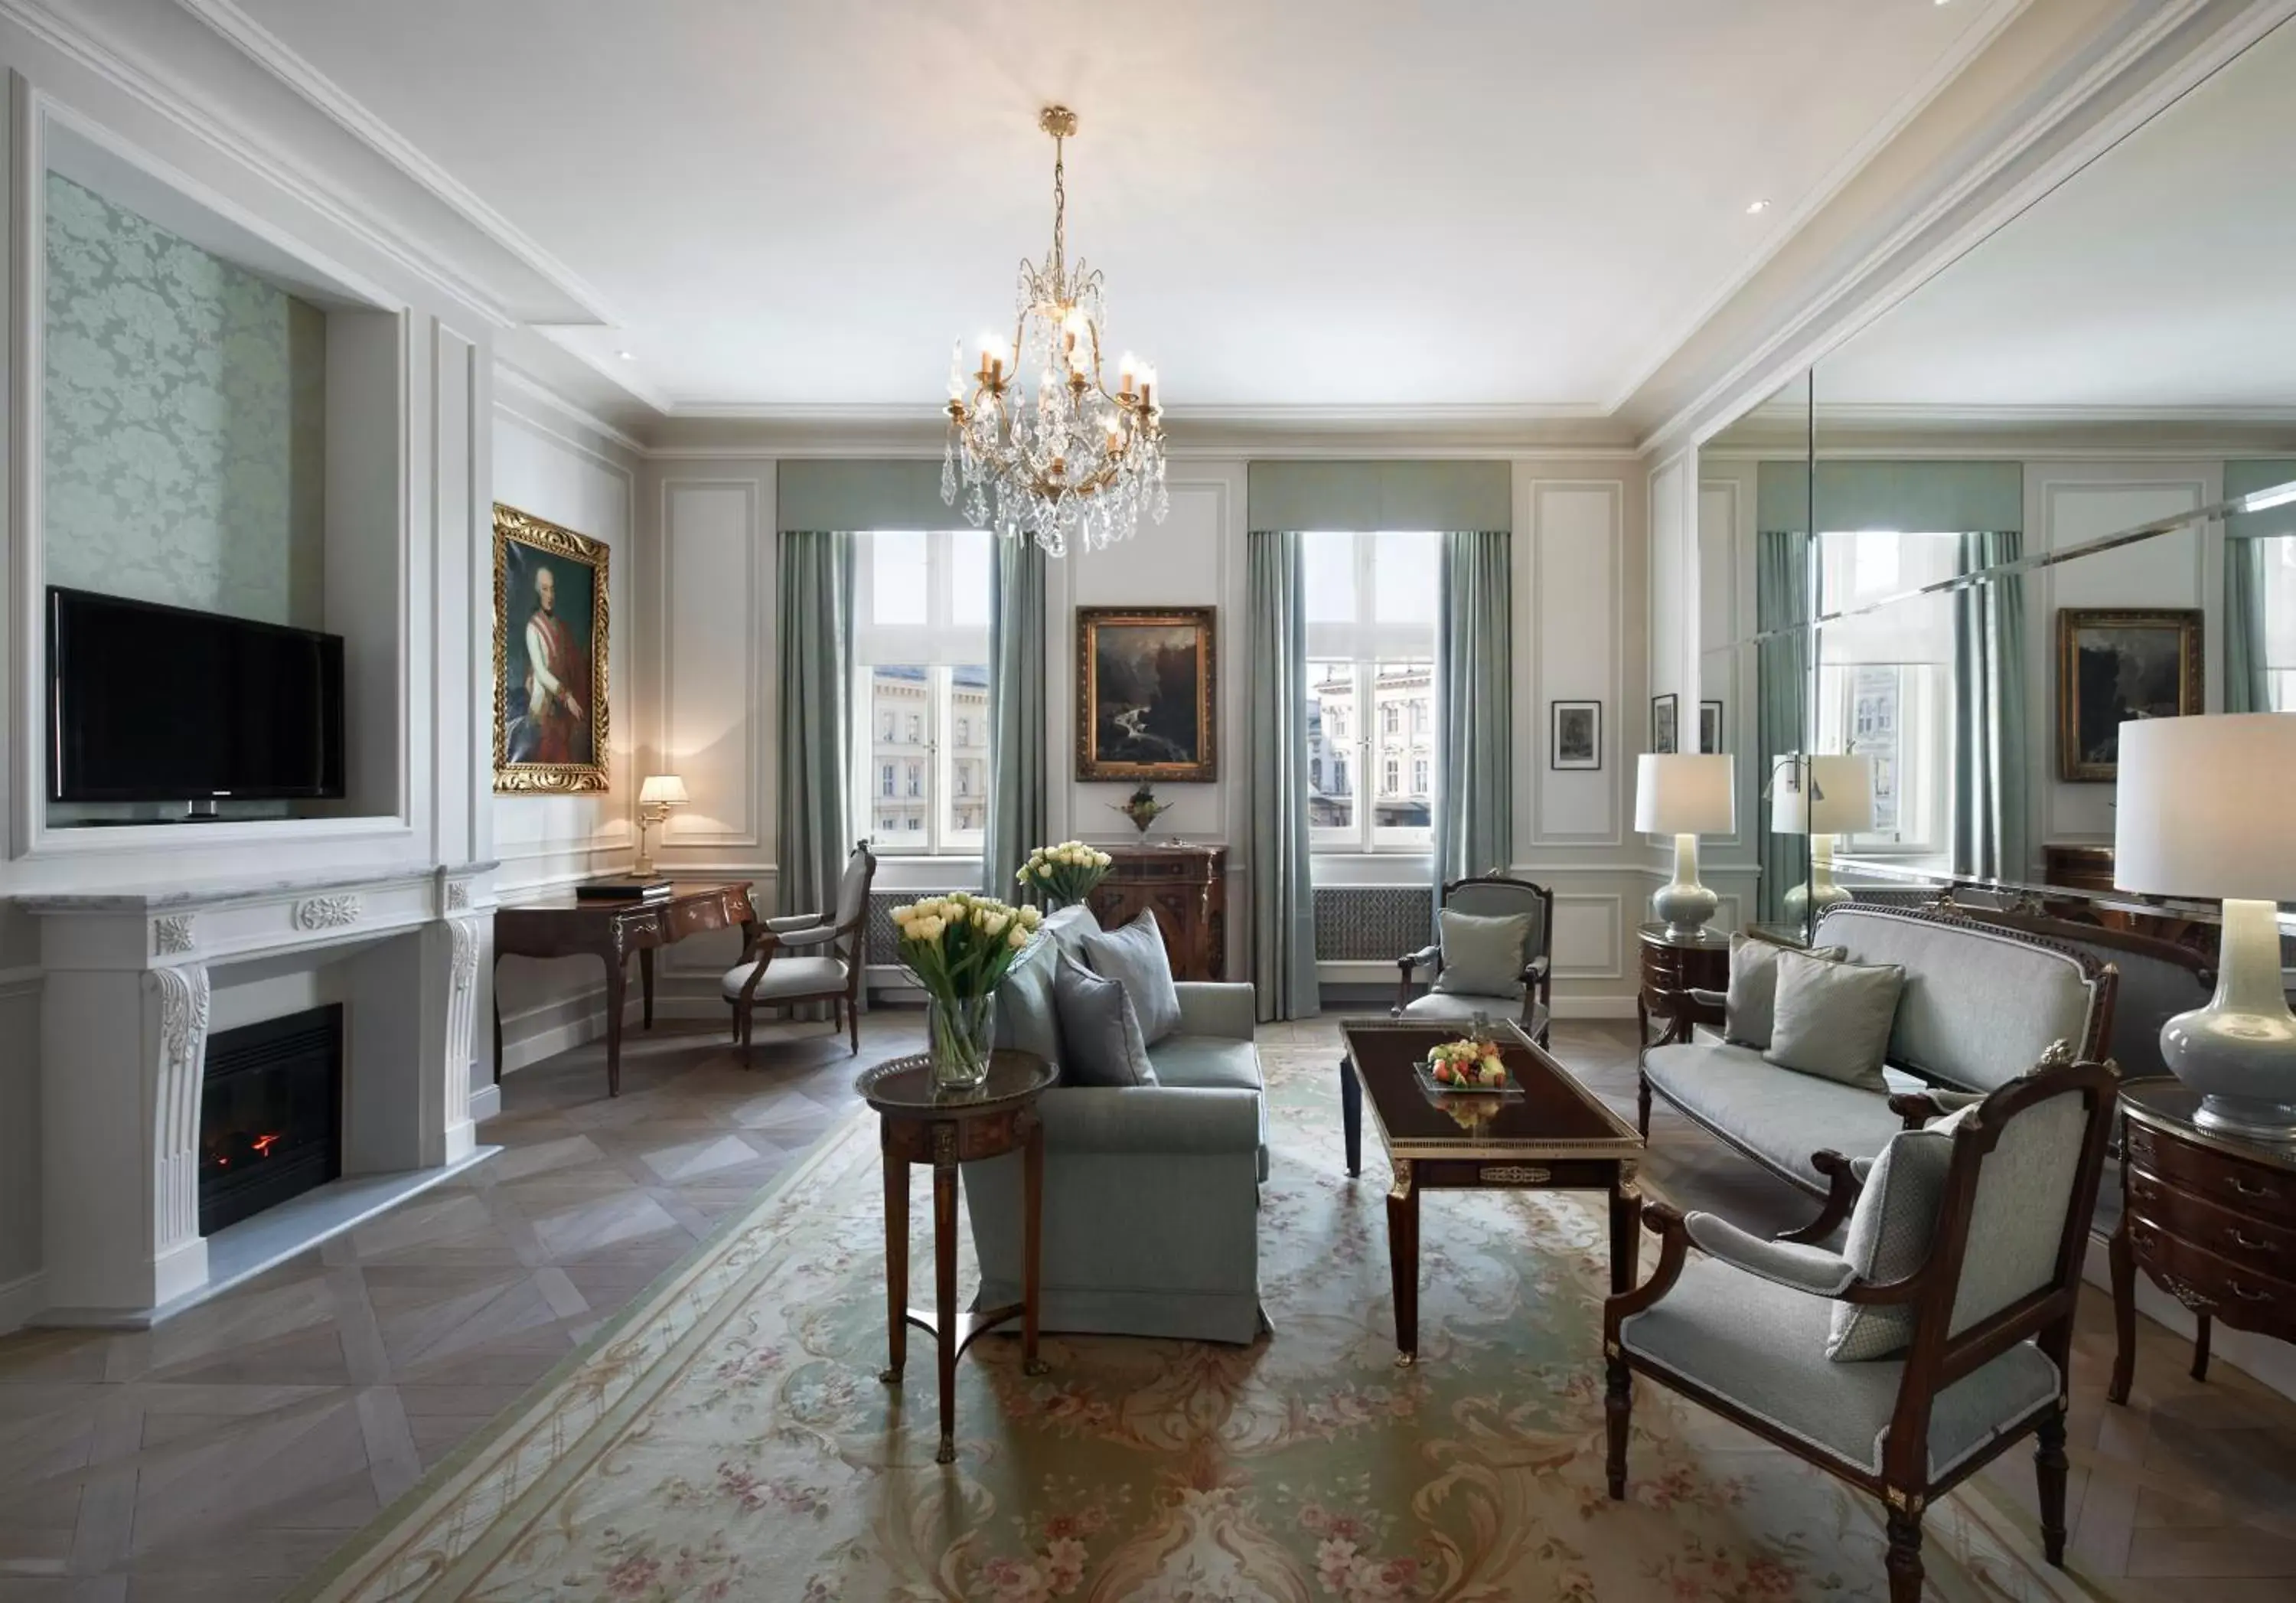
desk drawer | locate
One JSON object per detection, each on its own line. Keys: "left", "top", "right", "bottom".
{"left": 2125, "top": 1123, "right": 2296, "bottom": 1226}
{"left": 2127, "top": 1216, "right": 2296, "bottom": 1337}
{"left": 2127, "top": 1166, "right": 2296, "bottom": 1269}
{"left": 667, "top": 896, "right": 731, "bottom": 941}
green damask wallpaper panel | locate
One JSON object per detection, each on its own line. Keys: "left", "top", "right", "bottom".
{"left": 42, "top": 171, "right": 326, "bottom": 627}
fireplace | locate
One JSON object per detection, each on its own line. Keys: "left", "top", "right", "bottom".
{"left": 198, "top": 1005, "right": 344, "bottom": 1236}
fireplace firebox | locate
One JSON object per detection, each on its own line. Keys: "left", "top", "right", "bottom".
{"left": 198, "top": 1005, "right": 344, "bottom": 1236}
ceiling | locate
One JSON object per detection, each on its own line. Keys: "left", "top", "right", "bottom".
{"left": 203, "top": 0, "right": 2014, "bottom": 417}
{"left": 1815, "top": 15, "right": 2296, "bottom": 413}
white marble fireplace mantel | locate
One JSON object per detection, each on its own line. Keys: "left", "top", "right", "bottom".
{"left": 23, "top": 862, "right": 500, "bottom": 1326}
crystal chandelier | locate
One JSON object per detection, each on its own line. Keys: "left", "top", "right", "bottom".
{"left": 943, "top": 106, "right": 1167, "bottom": 557}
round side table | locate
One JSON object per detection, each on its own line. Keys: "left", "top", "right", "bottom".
{"left": 857, "top": 1049, "right": 1056, "bottom": 1464}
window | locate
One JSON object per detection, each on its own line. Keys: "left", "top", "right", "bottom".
{"left": 2263, "top": 534, "right": 2296, "bottom": 712}
{"left": 1815, "top": 661, "right": 1947, "bottom": 854}
{"left": 1303, "top": 531, "right": 1439, "bottom": 852}
{"left": 852, "top": 529, "right": 993, "bottom": 855}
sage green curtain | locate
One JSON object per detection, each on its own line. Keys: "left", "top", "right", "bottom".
{"left": 1952, "top": 533, "right": 2029, "bottom": 882}
{"left": 1756, "top": 528, "right": 1811, "bottom": 926}
{"left": 983, "top": 534, "right": 1049, "bottom": 897}
{"left": 1434, "top": 531, "right": 1513, "bottom": 891}
{"left": 775, "top": 532, "right": 856, "bottom": 1020}
{"left": 1248, "top": 531, "right": 1320, "bottom": 1021}
{"left": 2226, "top": 461, "right": 2295, "bottom": 713}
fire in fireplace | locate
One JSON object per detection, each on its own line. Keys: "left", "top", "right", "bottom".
{"left": 198, "top": 1004, "right": 344, "bottom": 1236}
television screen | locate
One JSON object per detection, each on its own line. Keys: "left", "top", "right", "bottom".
{"left": 48, "top": 586, "right": 346, "bottom": 803}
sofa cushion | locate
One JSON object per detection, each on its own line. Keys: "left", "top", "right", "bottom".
{"left": 1083, "top": 909, "right": 1183, "bottom": 1045}
{"left": 1643, "top": 1040, "right": 1906, "bottom": 1189}
{"left": 1053, "top": 955, "right": 1157, "bottom": 1087}
{"left": 995, "top": 931, "right": 1065, "bottom": 1069}
{"left": 1764, "top": 950, "right": 1903, "bottom": 1092}
{"left": 1431, "top": 909, "right": 1531, "bottom": 998}
{"left": 1146, "top": 1035, "right": 1263, "bottom": 1093}
{"left": 1815, "top": 906, "right": 2098, "bottom": 1092}
{"left": 1620, "top": 1255, "right": 2060, "bottom": 1477}
{"left": 1724, "top": 933, "right": 1848, "bottom": 1050}
{"left": 1828, "top": 1104, "right": 1976, "bottom": 1361}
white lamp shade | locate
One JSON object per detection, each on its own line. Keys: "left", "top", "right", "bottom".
{"left": 1635, "top": 753, "right": 1736, "bottom": 835}
{"left": 2115, "top": 713, "right": 2296, "bottom": 901}
{"left": 638, "top": 773, "right": 690, "bottom": 806}
{"left": 1769, "top": 753, "right": 1876, "bottom": 834}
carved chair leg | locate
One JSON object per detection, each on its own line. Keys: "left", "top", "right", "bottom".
{"left": 728, "top": 1002, "right": 740, "bottom": 1043}
{"left": 1604, "top": 1354, "right": 1632, "bottom": 1500}
{"left": 1636, "top": 1072, "right": 1652, "bottom": 1141}
{"left": 849, "top": 989, "right": 862, "bottom": 1055}
{"left": 2036, "top": 1408, "right": 2069, "bottom": 1567}
{"left": 1884, "top": 1507, "right": 1923, "bottom": 1603}
{"left": 1776, "top": 1151, "right": 1858, "bottom": 1246}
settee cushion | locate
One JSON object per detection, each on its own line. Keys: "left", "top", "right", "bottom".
{"left": 1643, "top": 1040, "right": 1906, "bottom": 1189}
{"left": 1053, "top": 954, "right": 1157, "bottom": 1087}
{"left": 1828, "top": 1104, "right": 1975, "bottom": 1360}
{"left": 1619, "top": 1255, "right": 2060, "bottom": 1477}
{"left": 1724, "top": 933, "right": 1847, "bottom": 1049}
{"left": 1815, "top": 906, "right": 2097, "bottom": 1092}
{"left": 1146, "top": 1035, "right": 1263, "bottom": 1093}
{"left": 1764, "top": 951, "right": 1902, "bottom": 1092}
{"left": 1084, "top": 909, "right": 1183, "bottom": 1044}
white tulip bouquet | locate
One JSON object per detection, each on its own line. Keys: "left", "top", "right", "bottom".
{"left": 1017, "top": 840, "right": 1114, "bottom": 909}
{"left": 891, "top": 893, "right": 1043, "bottom": 1089}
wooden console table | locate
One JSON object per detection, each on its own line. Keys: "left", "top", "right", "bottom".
{"left": 1086, "top": 843, "right": 1228, "bottom": 981}
{"left": 2110, "top": 1076, "right": 2296, "bottom": 1403}
{"left": 493, "top": 879, "right": 757, "bottom": 1095}
{"left": 1634, "top": 922, "right": 1731, "bottom": 1050}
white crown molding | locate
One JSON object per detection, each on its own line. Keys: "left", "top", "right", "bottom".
{"left": 174, "top": 0, "right": 628, "bottom": 330}
{"left": 1632, "top": 0, "right": 2296, "bottom": 458}
{"left": 493, "top": 362, "right": 648, "bottom": 462}
{"left": 0, "top": 0, "right": 515, "bottom": 328}
{"left": 530, "top": 324, "right": 677, "bottom": 415}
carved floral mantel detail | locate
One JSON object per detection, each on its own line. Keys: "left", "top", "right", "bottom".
{"left": 153, "top": 965, "right": 210, "bottom": 1072}
{"left": 446, "top": 881, "right": 471, "bottom": 911}
{"left": 292, "top": 894, "right": 363, "bottom": 931}
{"left": 152, "top": 916, "right": 196, "bottom": 955}
{"left": 449, "top": 918, "right": 480, "bottom": 994}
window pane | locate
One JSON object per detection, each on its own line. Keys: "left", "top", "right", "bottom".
{"left": 871, "top": 531, "right": 928, "bottom": 626}
{"left": 949, "top": 530, "right": 993, "bottom": 629}
{"left": 944, "top": 664, "right": 990, "bottom": 844}
{"left": 1372, "top": 532, "right": 1438, "bottom": 627}
{"left": 1306, "top": 658, "right": 1355, "bottom": 836}
{"left": 1371, "top": 659, "right": 1432, "bottom": 830}
{"left": 1301, "top": 533, "right": 1355, "bottom": 625}
{"left": 866, "top": 664, "right": 931, "bottom": 849}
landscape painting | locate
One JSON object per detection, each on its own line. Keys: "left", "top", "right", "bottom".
{"left": 1076, "top": 606, "right": 1217, "bottom": 782}
{"left": 1552, "top": 700, "right": 1600, "bottom": 770}
{"left": 2056, "top": 608, "right": 2202, "bottom": 782}
{"left": 494, "top": 504, "right": 611, "bottom": 794}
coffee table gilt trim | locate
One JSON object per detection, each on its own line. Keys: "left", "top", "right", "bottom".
{"left": 858, "top": 1050, "right": 1056, "bottom": 1464}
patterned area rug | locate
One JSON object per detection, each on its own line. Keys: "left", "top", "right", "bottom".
{"left": 293, "top": 1038, "right": 2092, "bottom": 1602}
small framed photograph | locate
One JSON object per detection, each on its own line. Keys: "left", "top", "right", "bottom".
{"left": 1551, "top": 700, "right": 1601, "bottom": 770}
{"left": 1650, "top": 694, "right": 1678, "bottom": 755}
{"left": 1699, "top": 700, "right": 1724, "bottom": 755}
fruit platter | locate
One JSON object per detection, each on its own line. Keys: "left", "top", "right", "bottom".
{"left": 1413, "top": 1035, "right": 1518, "bottom": 1097}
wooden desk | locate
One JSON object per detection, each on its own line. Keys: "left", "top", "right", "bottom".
{"left": 493, "top": 879, "right": 757, "bottom": 1095}
{"left": 1086, "top": 843, "right": 1228, "bottom": 981}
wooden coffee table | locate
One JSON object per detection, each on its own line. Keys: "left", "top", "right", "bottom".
{"left": 1340, "top": 1018, "right": 1645, "bottom": 1366}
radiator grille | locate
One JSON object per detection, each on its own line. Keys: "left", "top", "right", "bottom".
{"left": 1314, "top": 885, "right": 1434, "bottom": 962}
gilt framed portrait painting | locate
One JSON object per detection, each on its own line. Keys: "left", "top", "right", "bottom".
{"left": 1075, "top": 606, "right": 1218, "bottom": 782}
{"left": 494, "top": 504, "right": 611, "bottom": 794}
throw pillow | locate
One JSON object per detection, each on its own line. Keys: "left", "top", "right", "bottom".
{"left": 1051, "top": 955, "right": 1158, "bottom": 1088}
{"left": 1431, "top": 909, "right": 1532, "bottom": 998}
{"left": 1081, "top": 909, "right": 1183, "bottom": 1045}
{"left": 1763, "top": 948, "right": 1905, "bottom": 1092}
{"left": 1827, "top": 1103, "right": 1977, "bottom": 1360}
{"left": 1722, "top": 933, "right": 1848, "bottom": 1049}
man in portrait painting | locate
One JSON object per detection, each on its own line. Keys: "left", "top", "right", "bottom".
{"left": 511, "top": 563, "right": 589, "bottom": 766}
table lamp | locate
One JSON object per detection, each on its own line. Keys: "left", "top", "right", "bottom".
{"left": 634, "top": 774, "right": 690, "bottom": 877}
{"left": 1636, "top": 753, "right": 1737, "bottom": 939}
{"left": 1770, "top": 753, "right": 1876, "bottom": 926}
{"left": 2115, "top": 713, "right": 2296, "bottom": 1141}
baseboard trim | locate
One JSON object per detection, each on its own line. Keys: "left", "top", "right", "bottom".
{"left": 0, "top": 1271, "right": 47, "bottom": 1334}
{"left": 467, "top": 1082, "right": 501, "bottom": 1123}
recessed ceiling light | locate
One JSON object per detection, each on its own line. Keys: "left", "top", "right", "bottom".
{"left": 1745, "top": 199, "right": 1772, "bottom": 215}
{"left": 617, "top": 350, "right": 635, "bottom": 361}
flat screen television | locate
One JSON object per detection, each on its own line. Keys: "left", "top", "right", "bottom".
{"left": 48, "top": 586, "right": 346, "bottom": 805}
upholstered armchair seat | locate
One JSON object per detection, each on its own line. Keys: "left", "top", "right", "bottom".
{"left": 1396, "top": 875, "right": 1554, "bottom": 1045}
{"left": 1619, "top": 1255, "right": 2061, "bottom": 1481}
{"left": 718, "top": 954, "right": 848, "bottom": 1003}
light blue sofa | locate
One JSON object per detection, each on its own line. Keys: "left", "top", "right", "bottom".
{"left": 961, "top": 906, "right": 1267, "bottom": 1343}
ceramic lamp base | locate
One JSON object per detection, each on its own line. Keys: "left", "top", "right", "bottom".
{"left": 1652, "top": 834, "right": 1719, "bottom": 941}
{"left": 2163, "top": 897, "right": 2296, "bottom": 1144}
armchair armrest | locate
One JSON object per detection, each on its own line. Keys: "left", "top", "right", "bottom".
{"left": 1606, "top": 1203, "right": 1693, "bottom": 1322}
{"left": 765, "top": 913, "right": 823, "bottom": 934}
{"left": 1684, "top": 987, "right": 1726, "bottom": 1010}
{"left": 1034, "top": 1086, "right": 1262, "bottom": 1157}
{"left": 1397, "top": 944, "right": 1441, "bottom": 973}
{"left": 771, "top": 922, "right": 840, "bottom": 949}
{"left": 1173, "top": 982, "right": 1257, "bottom": 1042}
{"left": 1889, "top": 1088, "right": 1985, "bottom": 1129}
{"left": 1684, "top": 1212, "right": 1857, "bottom": 1296}
{"left": 1524, "top": 953, "right": 1551, "bottom": 979}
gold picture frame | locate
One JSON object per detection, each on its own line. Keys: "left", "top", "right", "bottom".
{"left": 1075, "top": 606, "right": 1218, "bottom": 783}
{"left": 2055, "top": 606, "right": 2202, "bottom": 783}
{"left": 493, "top": 504, "right": 611, "bottom": 794}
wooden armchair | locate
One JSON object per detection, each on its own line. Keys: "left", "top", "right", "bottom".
{"left": 1603, "top": 1050, "right": 2118, "bottom": 1601}
{"left": 721, "top": 841, "right": 875, "bottom": 1058}
{"left": 1394, "top": 873, "right": 1554, "bottom": 1047}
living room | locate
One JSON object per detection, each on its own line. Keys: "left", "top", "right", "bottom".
{"left": 1, "top": 3, "right": 2293, "bottom": 1599}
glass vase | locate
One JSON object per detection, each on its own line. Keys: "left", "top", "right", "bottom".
{"left": 928, "top": 993, "right": 998, "bottom": 1093}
